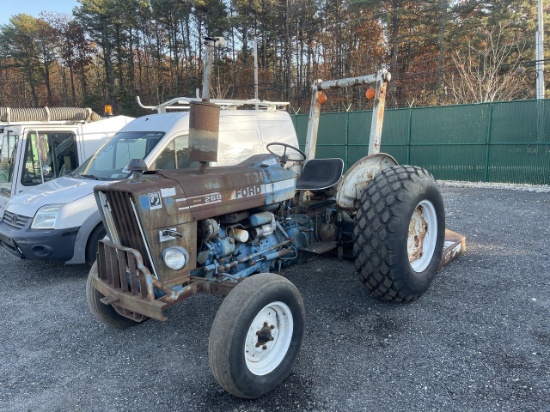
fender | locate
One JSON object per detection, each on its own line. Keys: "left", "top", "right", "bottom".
{"left": 65, "top": 208, "right": 102, "bottom": 264}
{"left": 335, "top": 153, "right": 398, "bottom": 210}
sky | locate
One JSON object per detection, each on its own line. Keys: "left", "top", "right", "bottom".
{"left": 1, "top": 0, "right": 80, "bottom": 26}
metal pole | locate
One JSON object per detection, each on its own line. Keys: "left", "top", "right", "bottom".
{"left": 304, "top": 81, "right": 322, "bottom": 163}
{"left": 368, "top": 70, "right": 390, "bottom": 155}
{"left": 437, "top": 0, "right": 447, "bottom": 105}
{"left": 202, "top": 38, "right": 215, "bottom": 102}
{"left": 254, "top": 37, "right": 259, "bottom": 102}
{"left": 536, "top": 0, "right": 545, "bottom": 99}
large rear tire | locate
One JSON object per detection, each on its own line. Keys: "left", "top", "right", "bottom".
{"left": 208, "top": 273, "right": 305, "bottom": 399}
{"left": 86, "top": 262, "right": 141, "bottom": 329}
{"left": 353, "top": 165, "right": 445, "bottom": 302}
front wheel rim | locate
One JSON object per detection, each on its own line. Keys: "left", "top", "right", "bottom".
{"left": 407, "top": 199, "right": 438, "bottom": 273}
{"left": 244, "top": 301, "right": 293, "bottom": 376}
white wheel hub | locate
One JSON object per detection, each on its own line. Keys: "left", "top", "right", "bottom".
{"left": 408, "top": 199, "right": 438, "bottom": 273}
{"left": 244, "top": 301, "right": 293, "bottom": 376}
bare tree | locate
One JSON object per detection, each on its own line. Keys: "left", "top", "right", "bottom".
{"left": 446, "top": 23, "right": 529, "bottom": 103}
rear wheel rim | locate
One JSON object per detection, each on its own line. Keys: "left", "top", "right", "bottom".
{"left": 244, "top": 301, "right": 293, "bottom": 376}
{"left": 408, "top": 199, "right": 438, "bottom": 273}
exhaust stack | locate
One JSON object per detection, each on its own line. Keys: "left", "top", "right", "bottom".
{"left": 188, "top": 36, "right": 224, "bottom": 172}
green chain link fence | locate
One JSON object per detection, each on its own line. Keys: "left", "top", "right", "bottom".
{"left": 291, "top": 99, "right": 550, "bottom": 185}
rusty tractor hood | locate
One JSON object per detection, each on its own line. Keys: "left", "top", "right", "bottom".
{"left": 94, "top": 154, "right": 297, "bottom": 227}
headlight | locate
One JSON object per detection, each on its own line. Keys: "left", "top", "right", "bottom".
{"left": 162, "top": 247, "right": 189, "bottom": 271}
{"left": 31, "top": 204, "right": 63, "bottom": 229}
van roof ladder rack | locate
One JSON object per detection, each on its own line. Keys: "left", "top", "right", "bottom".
{"left": 136, "top": 96, "right": 290, "bottom": 114}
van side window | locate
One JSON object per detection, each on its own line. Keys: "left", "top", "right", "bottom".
{"left": 22, "top": 131, "right": 78, "bottom": 186}
{"left": 214, "top": 129, "right": 262, "bottom": 166}
{"left": 154, "top": 135, "right": 194, "bottom": 169}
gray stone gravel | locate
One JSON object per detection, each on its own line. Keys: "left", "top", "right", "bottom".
{"left": 440, "top": 180, "right": 550, "bottom": 193}
{"left": 1, "top": 185, "right": 549, "bottom": 412}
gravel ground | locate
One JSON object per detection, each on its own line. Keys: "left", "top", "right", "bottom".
{"left": 1, "top": 185, "right": 549, "bottom": 412}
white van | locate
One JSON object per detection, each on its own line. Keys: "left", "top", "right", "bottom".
{"left": 0, "top": 102, "right": 299, "bottom": 266}
{"left": 0, "top": 107, "right": 134, "bottom": 214}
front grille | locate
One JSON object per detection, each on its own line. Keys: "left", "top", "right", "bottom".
{"left": 98, "top": 240, "right": 147, "bottom": 297}
{"left": 102, "top": 190, "right": 152, "bottom": 271}
{"left": 97, "top": 240, "right": 149, "bottom": 322}
{"left": 2, "top": 210, "right": 31, "bottom": 229}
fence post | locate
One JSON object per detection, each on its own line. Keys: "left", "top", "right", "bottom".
{"left": 345, "top": 110, "right": 349, "bottom": 170}
{"left": 483, "top": 103, "right": 493, "bottom": 182}
{"left": 537, "top": 99, "right": 545, "bottom": 144}
{"left": 407, "top": 107, "right": 412, "bottom": 164}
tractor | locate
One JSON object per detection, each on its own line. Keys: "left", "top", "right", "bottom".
{"left": 86, "top": 38, "right": 465, "bottom": 399}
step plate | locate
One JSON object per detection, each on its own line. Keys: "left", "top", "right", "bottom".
{"left": 302, "top": 241, "right": 337, "bottom": 254}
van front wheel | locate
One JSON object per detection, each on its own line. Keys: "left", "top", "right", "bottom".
{"left": 85, "top": 224, "right": 106, "bottom": 268}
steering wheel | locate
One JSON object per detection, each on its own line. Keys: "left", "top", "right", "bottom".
{"left": 266, "top": 142, "right": 306, "bottom": 165}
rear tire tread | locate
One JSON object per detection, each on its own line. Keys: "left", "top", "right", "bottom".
{"left": 353, "top": 165, "right": 444, "bottom": 302}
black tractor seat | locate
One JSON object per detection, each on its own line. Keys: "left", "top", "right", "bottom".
{"left": 296, "top": 158, "right": 344, "bottom": 191}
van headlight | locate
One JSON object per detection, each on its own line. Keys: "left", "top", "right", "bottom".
{"left": 162, "top": 247, "right": 189, "bottom": 270}
{"left": 31, "top": 204, "right": 63, "bottom": 229}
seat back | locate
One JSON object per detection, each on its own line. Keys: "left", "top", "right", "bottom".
{"left": 296, "top": 158, "right": 344, "bottom": 190}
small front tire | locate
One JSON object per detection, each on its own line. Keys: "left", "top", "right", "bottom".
{"left": 208, "top": 273, "right": 305, "bottom": 399}
{"left": 86, "top": 262, "right": 141, "bottom": 329}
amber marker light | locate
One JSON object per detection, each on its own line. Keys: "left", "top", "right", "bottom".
{"left": 365, "top": 88, "right": 376, "bottom": 100}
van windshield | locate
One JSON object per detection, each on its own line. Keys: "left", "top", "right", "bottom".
{"left": 74, "top": 131, "right": 164, "bottom": 181}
